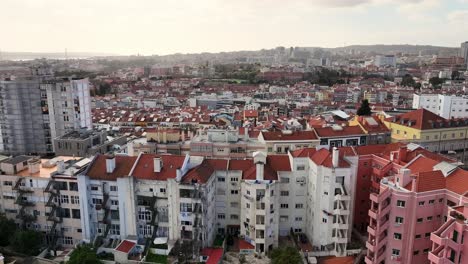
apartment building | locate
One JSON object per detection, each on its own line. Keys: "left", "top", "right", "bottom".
{"left": 54, "top": 130, "right": 127, "bottom": 157}
{"left": 364, "top": 153, "right": 468, "bottom": 264}
{"left": 73, "top": 144, "right": 358, "bottom": 258}
{"left": 413, "top": 93, "right": 468, "bottom": 119}
{"left": 0, "top": 155, "right": 90, "bottom": 251}
{"left": 349, "top": 116, "right": 391, "bottom": 145}
{"left": 383, "top": 108, "right": 468, "bottom": 163}
{"left": 259, "top": 130, "right": 319, "bottom": 154}
{"left": 314, "top": 125, "right": 367, "bottom": 147}
{"left": 190, "top": 129, "right": 265, "bottom": 158}
{"left": 42, "top": 78, "right": 92, "bottom": 142}
{"left": 0, "top": 77, "right": 92, "bottom": 155}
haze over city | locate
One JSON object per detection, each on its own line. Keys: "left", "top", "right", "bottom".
{"left": 2, "top": 1, "right": 468, "bottom": 264}
{"left": 2, "top": 0, "right": 468, "bottom": 55}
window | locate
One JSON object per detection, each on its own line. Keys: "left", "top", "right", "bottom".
{"left": 246, "top": 203, "right": 250, "bottom": 208}
{"left": 69, "top": 182, "right": 78, "bottom": 191}
{"left": 414, "top": 250, "right": 419, "bottom": 255}
{"left": 397, "top": 200, "right": 406, "bottom": 207}
{"left": 217, "top": 214, "right": 225, "bottom": 219}
{"left": 280, "top": 177, "right": 289, "bottom": 183}
{"left": 295, "top": 203, "right": 303, "bottom": 209}
{"left": 423, "top": 249, "right": 429, "bottom": 254}
{"left": 429, "top": 200, "right": 435, "bottom": 204}
{"left": 138, "top": 211, "right": 151, "bottom": 221}
{"left": 280, "top": 191, "right": 289, "bottom": 196}
{"left": 230, "top": 214, "right": 239, "bottom": 220}
{"left": 395, "top": 217, "right": 404, "bottom": 224}
{"left": 415, "top": 234, "right": 421, "bottom": 239}
{"left": 295, "top": 217, "right": 303, "bottom": 221}
{"left": 71, "top": 195, "right": 80, "bottom": 204}
{"left": 230, "top": 177, "right": 239, "bottom": 182}
{"left": 280, "top": 204, "right": 289, "bottom": 209}
{"left": 394, "top": 233, "right": 402, "bottom": 240}
{"left": 71, "top": 209, "right": 80, "bottom": 219}
{"left": 160, "top": 188, "right": 166, "bottom": 193}
{"left": 280, "top": 216, "right": 289, "bottom": 222}
{"left": 418, "top": 201, "right": 425, "bottom": 206}
{"left": 439, "top": 198, "right": 444, "bottom": 203}
{"left": 324, "top": 192, "right": 328, "bottom": 195}
{"left": 322, "top": 218, "right": 327, "bottom": 223}
{"left": 427, "top": 216, "right": 433, "bottom": 221}
{"left": 60, "top": 195, "right": 69, "bottom": 204}
{"left": 111, "top": 200, "right": 118, "bottom": 206}
{"left": 180, "top": 203, "right": 192, "bottom": 212}
{"left": 297, "top": 165, "right": 305, "bottom": 171}
{"left": 90, "top": 186, "right": 99, "bottom": 191}
{"left": 3, "top": 181, "right": 12, "bottom": 186}
{"left": 231, "top": 190, "right": 238, "bottom": 195}
{"left": 392, "top": 249, "right": 400, "bottom": 256}
{"left": 92, "top": 198, "right": 102, "bottom": 205}
{"left": 425, "top": 232, "right": 431, "bottom": 237}
{"left": 417, "top": 218, "right": 423, "bottom": 223}
{"left": 217, "top": 177, "right": 225, "bottom": 182}
{"left": 62, "top": 236, "right": 74, "bottom": 245}
{"left": 110, "top": 186, "right": 117, "bottom": 192}
{"left": 230, "top": 202, "right": 239, "bottom": 208}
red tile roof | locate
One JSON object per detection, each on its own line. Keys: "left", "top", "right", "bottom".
{"left": 261, "top": 131, "right": 318, "bottom": 141}
{"left": 413, "top": 171, "right": 446, "bottom": 192}
{"left": 131, "top": 154, "right": 185, "bottom": 180}
{"left": 446, "top": 168, "right": 468, "bottom": 195}
{"left": 86, "top": 155, "right": 137, "bottom": 181}
{"left": 238, "top": 239, "right": 255, "bottom": 250}
{"left": 115, "top": 240, "right": 136, "bottom": 253}
{"left": 406, "top": 156, "right": 439, "bottom": 174}
{"left": 182, "top": 159, "right": 228, "bottom": 184}
{"left": 314, "top": 126, "right": 365, "bottom": 138}
{"left": 201, "top": 248, "right": 223, "bottom": 264}
{"left": 385, "top": 108, "right": 461, "bottom": 130}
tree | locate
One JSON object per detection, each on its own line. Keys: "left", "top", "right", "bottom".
{"left": 68, "top": 244, "right": 102, "bottom": 264}
{"left": 357, "top": 99, "right": 372, "bottom": 116}
{"left": 0, "top": 214, "right": 16, "bottom": 246}
{"left": 451, "top": 70, "right": 460, "bottom": 80}
{"left": 10, "top": 230, "right": 44, "bottom": 255}
{"left": 270, "top": 247, "right": 302, "bottom": 264}
{"left": 429, "top": 77, "right": 445, "bottom": 89}
{"left": 401, "top": 74, "right": 416, "bottom": 87}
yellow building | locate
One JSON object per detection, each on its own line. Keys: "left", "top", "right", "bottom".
{"left": 382, "top": 109, "right": 468, "bottom": 163}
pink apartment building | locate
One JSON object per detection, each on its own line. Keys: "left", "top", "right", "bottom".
{"left": 365, "top": 153, "right": 468, "bottom": 264}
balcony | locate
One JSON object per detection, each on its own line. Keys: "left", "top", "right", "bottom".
{"left": 333, "top": 222, "right": 349, "bottom": 230}
{"left": 369, "top": 209, "right": 378, "bottom": 220}
{"left": 367, "top": 225, "right": 376, "bottom": 237}
{"left": 366, "top": 240, "right": 376, "bottom": 252}
{"left": 364, "top": 255, "right": 375, "bottom": 264}
{"left": 370, "top": 193, "right": 379, "bottom": 204}
{"left": 377, "top": 220, "right": 389, "bottom": 234}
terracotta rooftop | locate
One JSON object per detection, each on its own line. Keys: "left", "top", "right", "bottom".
{"left": 385, "top": 108, "right": 468, "bottom": 130}
{"left": 115, "top": 240, "right": 136, "bottom": 254}
{"left": 86, "top": 155, "right": 137, "bottom": 181}
{"left": 314, "top": 125, "right": 365, "bottom": 138}
{"left": 131, "top": 154, "right": 186, "bottom": 181}
{"left": 261, "top": 130, "right": 318, "bottom": 141}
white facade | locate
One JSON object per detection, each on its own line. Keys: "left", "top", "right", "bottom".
{"left": 374, "top": 55, "right": 396, "bottom": 67}
{"left": 413, "top": 93, "right": 468, "bottom": 119}
{"left": 44, "top": 78, "right": 92, "bottom": 143}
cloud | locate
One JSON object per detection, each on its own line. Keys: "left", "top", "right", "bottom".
{"left": 309, "top": 0, "right": 371, "bottom": 7}
{"left": 448, "top": 10, "right": 468, "bottom": 24}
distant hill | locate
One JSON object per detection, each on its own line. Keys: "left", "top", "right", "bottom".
{"left": 330, "top": 44, "right": 459, "bottom": 56}
{"left": 0, "top": 51, "right": 118, "bottom": 61}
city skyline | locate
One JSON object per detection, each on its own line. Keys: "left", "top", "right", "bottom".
{"left": 2, "top": 0, "right": 467, "bottom": 55}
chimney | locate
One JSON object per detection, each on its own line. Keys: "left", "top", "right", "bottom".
{"left": 154, "top": 157, "right": 162, "bottom": 173}
{"left": 332, "top": 147, "right": 339, "bottom": 168}
{"left": 28, "top": 158, "right": 41, "bottom": 174}
{"left": 398, "top": 146, "right": 407, "bottom": 163}
{"left": 253, "top": 151, "right": 266, "bottom": 181}
{"left": 106, "top": 155, "right": 116, "bottom": 173}
{"left": 57, "top": 159, "right": 66, "bottom": 173}
{"left": 244, "top": 128, "right": 249, "bottom": 141}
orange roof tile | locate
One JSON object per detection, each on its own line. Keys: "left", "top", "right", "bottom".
{"left": 131, "top": 154, "right": 185, "bottom": 181}
{"left": 86, "top": 155, "right": 137, "bottom": 181}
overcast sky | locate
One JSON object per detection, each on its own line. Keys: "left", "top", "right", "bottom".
{"left": 2, "top": 0, "right": 467, "bottom": 55}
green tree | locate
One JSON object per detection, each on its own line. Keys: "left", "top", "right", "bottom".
{"left": 270, "top": 247, "right": 302, "bottom": 264}
{"left": 0, "top": 213, "right": 16, "bottom": 246}
{"left": 401, "top": 74, "right": 416, "bottom": 87}
{"left": 357, "top": 99, "right": 372, "bottom": 116}
{"left": 429, "top": 77, "right": 445, "bottom": 89}
{"left": 10, "top": 230, "right": 44, "bottom": 255}
{"left": 451, "top": 71, "right": 460, "bottom": 80}
{"left": 68, "top": 244, "right": 102, "bottom": 264}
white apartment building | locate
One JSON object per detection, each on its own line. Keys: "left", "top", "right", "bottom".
{"left": 0, "top": 146, "right": 358, "bottom": 260}
{"left": 413, "top": 93, "right": 468, "bottom": 119}
{"left": 42, "top": 78, "right": 92, "bottom": 142}
{"left": 0, "top": 155, "right": 91, "bottom": 252}
{"left": 374, "top": 55, "right": 397, "bottom": 68}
